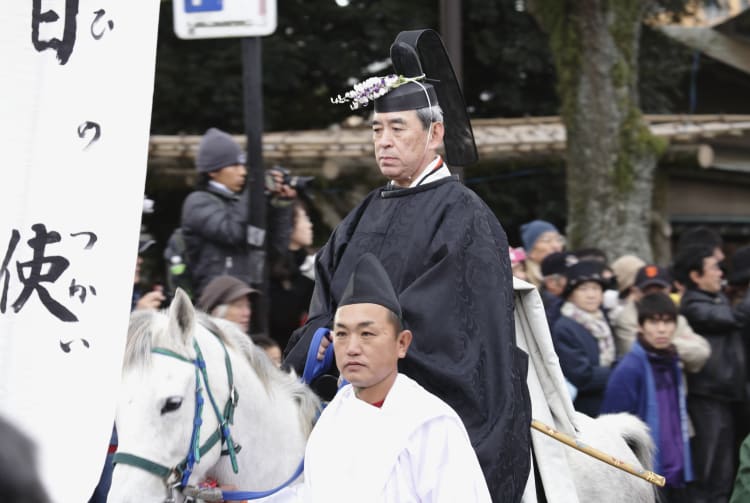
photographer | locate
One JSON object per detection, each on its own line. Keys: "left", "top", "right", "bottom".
{"left": 264, "top": 166, "right": 316, "bottom": 350}
{"left": 180, "top": 128, "right": 292, "bottom": 298}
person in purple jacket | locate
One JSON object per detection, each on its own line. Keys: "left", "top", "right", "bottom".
{"left": 601, "top": 292, "right": 694, "bottom": 502}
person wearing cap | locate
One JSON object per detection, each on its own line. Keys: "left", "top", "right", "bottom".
{"left": 263, "top": 253, "right": 490, "bottom": 502}
{"left": 284, "top": 30, "right": 530, "bottom": 500}
{"left": 520, "top": 219, "right": 565, "bottom": 289}
{"left": 610, "top": 264, "right": 710, "bottom": 371}
{"left": 180, "top": 127, "right": 291, "bottom": 298}
{"left": 551, "top": 260, "right": 615, "bottom": 417}
{"left": 539, "top": 251, "right": 574, "bottom": 329}
{"left": 672, "top": 244, "right": 750, "bottom": 502}
{"left": 196, "top": 275, "right": 259, "bottom": 334}
{"left": 601, "top": 292, "right": 695, "bottom": 500}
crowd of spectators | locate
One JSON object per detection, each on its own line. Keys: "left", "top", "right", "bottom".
{"left": 511, "top": 220, "right": 750, "bottom": 503}
{"left": 103, "top": 127, "right": 750, "bottom": 503}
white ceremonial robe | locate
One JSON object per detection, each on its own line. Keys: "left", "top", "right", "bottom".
{"left": 264, "top": 374, "right": 491, "bottom": 502}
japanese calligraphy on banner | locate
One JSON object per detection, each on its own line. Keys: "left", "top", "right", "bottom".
{"left": 0, "top": 2, "right": 160, "bottom": 501}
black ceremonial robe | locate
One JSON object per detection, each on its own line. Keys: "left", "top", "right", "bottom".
{"left": 284, "top": 176, "right": 531, "bottom": 501}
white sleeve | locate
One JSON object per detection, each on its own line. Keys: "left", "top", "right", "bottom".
{"left": 398, "top": 416, "right": 492, "bottom": 502}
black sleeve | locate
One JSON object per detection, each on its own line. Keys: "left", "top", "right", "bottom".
{"left": 681, "top": 294, "right": 738, "bottom": 334}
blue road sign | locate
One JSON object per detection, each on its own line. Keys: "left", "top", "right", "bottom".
{"left": 184, "top": 0, "right": 223, "bottom": 13}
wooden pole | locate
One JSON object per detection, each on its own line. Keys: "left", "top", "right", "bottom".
{"left": 531, "top": 419, "right": 666, "bottom": 488}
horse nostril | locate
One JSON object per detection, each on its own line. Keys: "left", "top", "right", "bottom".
{"left": 161, "top": 396, "right": 183, "bottom": 414}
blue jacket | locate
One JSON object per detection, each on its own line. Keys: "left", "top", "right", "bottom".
{"left": 552, "top": 316, "right": 612, "bottom": 417}
{"left": 601, "top": 342, "right": 694, "bottom": 486}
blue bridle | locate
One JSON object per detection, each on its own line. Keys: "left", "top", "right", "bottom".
{"left": 114, "top": 327, "right": 333, "bottom": 502}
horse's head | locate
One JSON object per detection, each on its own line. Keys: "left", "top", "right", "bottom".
{"left": 110, "top": 289, "right": 323, "bottom": 502}
{"left": 109, "top": 289, "right": 225, "bottom": 503}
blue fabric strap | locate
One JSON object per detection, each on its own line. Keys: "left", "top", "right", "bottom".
{"left": 302, "top": 327, "right": 334, "bottom": 385}
{"left": 220, "top": 459, "right": 305, "bottom": 500}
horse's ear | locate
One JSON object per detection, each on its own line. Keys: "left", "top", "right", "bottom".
{"left": 168, "top": 288, "right": 195, "bottom": 346}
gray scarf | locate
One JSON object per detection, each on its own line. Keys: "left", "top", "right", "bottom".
{"left": 561, "top": 301, "right": 615, "bottom": 367}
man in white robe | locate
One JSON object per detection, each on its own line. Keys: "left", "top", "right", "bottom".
{"left": 264, "top": 253, "right": 490, "bottom": 502}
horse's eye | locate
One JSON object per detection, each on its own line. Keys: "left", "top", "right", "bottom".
{"left": 161, "top": 396, "right": 183, "bottom": 415}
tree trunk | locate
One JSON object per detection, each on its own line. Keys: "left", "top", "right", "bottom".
{"left": 529, "top": 0, "right": 664, "bottom": 262}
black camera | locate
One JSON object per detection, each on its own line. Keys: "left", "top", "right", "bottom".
{"left": 268, "top": 166, "right": 315, "bottom": 191}
{"left": 279, "top": 166, "right": 315, "bottom": 190}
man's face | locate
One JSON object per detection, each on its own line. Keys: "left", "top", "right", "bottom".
{"left": 224, "top": 295, "right": 252, "bottom": 333}
{"left": 692, "top": 256, "right": 723, "bottom": 293}
{"left": 372, "top": 110, "right": 443, "bottom": 187}
{"left": 209, "top": 163, "right": 247, "bottom": 193}
{"left": 333, "top": 303, "right": 411, "bottom": 403}
{"left": 640, "top": 315, "right": 676, "bottom": 350}
{"left": 528, "top": 231, "right": 564, "bottom": 263}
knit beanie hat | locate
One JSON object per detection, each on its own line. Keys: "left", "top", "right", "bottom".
{"left": 196, "top": 128, "right": 246, "bottom": 173}
{"left": 610, "top": 255, "right": 646, "bottom": 293}
{"left": 196, "top": 275, "right": 258, "bottom": 314}
{"left": 520, "top": 220, "right": 559, "bottom": 252}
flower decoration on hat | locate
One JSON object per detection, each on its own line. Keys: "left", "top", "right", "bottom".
{"left": 331, "top": 74, "right": 426, "bottom": 110}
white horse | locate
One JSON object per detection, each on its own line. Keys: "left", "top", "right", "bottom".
{"left": 108, "top": 290, "right": 321, "bottom": 503}
{"left": 515, "top": 278, "right": 657, "bottom": 502}
{"left": 109, "top": 283, "right": 656, "bottom": 502}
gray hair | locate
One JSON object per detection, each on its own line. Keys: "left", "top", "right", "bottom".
{"left": 415, "top": 105, "right": 444, "bottom": 130}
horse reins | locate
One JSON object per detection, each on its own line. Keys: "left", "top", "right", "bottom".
{"left": 113, "top": 330, "right": 311, "bottom": 502}
{"left": 113, "top": 334, "right": 241, "bottom": 500}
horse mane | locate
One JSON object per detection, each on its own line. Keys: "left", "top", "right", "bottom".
{"left": 124, "top": 308, "right": 320, "bottom": 438}
{"left": 198, "top": 315, "right": 321, "bottom": 437}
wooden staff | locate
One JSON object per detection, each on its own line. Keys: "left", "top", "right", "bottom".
{"left": 531, "top": 419, "right": 666, "bottom": 488}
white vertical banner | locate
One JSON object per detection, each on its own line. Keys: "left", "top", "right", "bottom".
{"left": 0, "top": 2, "right": 160, "bottom": 501}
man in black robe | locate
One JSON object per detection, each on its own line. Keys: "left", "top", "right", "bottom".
{"left": 283, "top": 30, "right": 531, "bottom": 501}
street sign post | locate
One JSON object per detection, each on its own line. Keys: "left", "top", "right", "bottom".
{"left": 173, "top": 0, "right": 277, "bottom": 39}
{"left": 173, "top": 0, "right": 277, "bottom": 331}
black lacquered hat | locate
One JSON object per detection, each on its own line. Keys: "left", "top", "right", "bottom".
{"left": 339, "top": 253, "right": 401, "bottom": 319}
{"left": 331, "top": 29, "right": 477, "bottom": 166}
